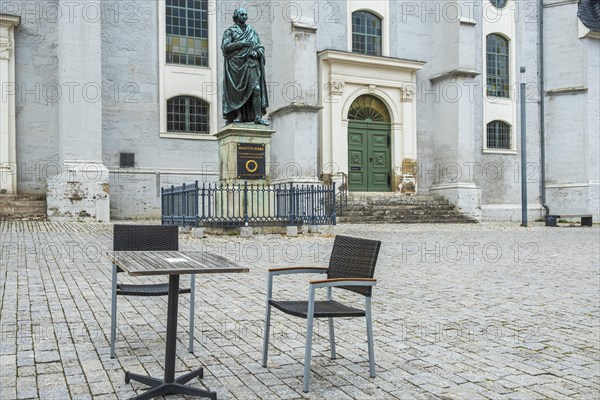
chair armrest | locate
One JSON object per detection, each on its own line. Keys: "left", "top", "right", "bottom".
{"left": 265, "top": 267, "right": 329, "bottom": 298}
{"left": 309, "top": 278, "right": 377, "bottom": 289}
{"left": 268, "top": 267, "right": 328, "bottom": 276}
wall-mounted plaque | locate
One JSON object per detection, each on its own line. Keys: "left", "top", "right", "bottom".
{"left": 237, "top": 143, "right": 266, "bottom": 179}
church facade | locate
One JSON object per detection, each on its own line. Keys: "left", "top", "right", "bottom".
{"left": 1, "top": 0, "right": 598, "bottom": 222}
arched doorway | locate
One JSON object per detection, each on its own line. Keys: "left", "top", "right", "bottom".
{"left": 347, "top": 95, "right": 392, "bottom": 192}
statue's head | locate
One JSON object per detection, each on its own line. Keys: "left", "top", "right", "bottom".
{"left": 233, "top": 8, "right": 248, "bottom": 24}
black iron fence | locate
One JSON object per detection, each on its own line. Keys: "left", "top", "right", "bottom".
{"left": 333, "top": 172, "right": 348, "bottom": 216}
{"left": 161, "top": 181, "right": 336, "bottom": 227}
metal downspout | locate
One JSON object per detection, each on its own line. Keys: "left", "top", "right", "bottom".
{"left": 539, "top": 0, "right": 550, "bottom": 216}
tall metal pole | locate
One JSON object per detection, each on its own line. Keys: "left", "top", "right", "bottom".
{"left": 520, "top": 67, "right": 528, "bottom": 227}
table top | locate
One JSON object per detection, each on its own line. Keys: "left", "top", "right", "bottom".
{"left": 110, "top": 251, "right": 249, "bottom": 276}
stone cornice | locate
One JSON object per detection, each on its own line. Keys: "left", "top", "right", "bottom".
{"left": 269, "top": 103, "right": 322, "bottom": 118}
{"left": 292, "top": 19, "right": 317, "bottom": 33}
{"left": 543, "top": 0, "right": 578, "bottom": 8}
{"left": 429, "top": 69, "right": 481, "bottom": 83}
{"left": 545, "top": 86, "right": 588, "bottom": 96}
{"left": 0, "top": 14, "right": 21, "bottom": 27}
{"left": 318, "top": 49, "right": 426, "bottom": 72}
{"left": 215, "top": 124, "right": 275, "bottom": 140}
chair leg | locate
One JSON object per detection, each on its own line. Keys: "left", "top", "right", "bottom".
{"left": 262, "top": 273, "right": 274, "bottom": 368}
{"left": 365, "top": 297, "right": 376, "bottom": 378}
{"left": 110, "top": 264, "right": 118, "bottom": 359}
{"left": 327, "top": 287, "right": 336, "bottom": 359}
{"left": 303, "top": 288, "right": 316, "bottom": 393}
{"left": 261, "top": 301, "right": 272, "bottom": 367}
{"left": 188, "top": 274, "right": 195, "bottom": 354}
{"left": 328, "top": 318, "right": 336, "bottom": 359}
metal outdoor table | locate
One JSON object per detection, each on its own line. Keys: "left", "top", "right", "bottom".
{"left": 110, "top": 251, "right": 249, "bottom": 400}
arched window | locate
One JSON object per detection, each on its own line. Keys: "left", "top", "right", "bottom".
{"left": 167, "top": 96, "right": 209, "bottom": 134}
{"left": 348, "top": 95, "right": 390, "bottom": 122}
{"left": 166, "top": 0, "right": 208, "bottom": 66}
{"left": 490, "top": 0, "right": 507, "bottom": 8}
{"left": 487, "top": 121, "right": 511, "bottom": 149}
{"left": 352, "top": 11, "right": 382, "bottom": 56}
{"left": 486, "top": 34, "right": 510, "bottom": 98}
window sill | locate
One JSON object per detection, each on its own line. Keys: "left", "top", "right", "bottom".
{"left": 160, "top": 132, "right": 216, "bottom": 141}
{"left": 165, "top": 62, "right": 211, "bottom": 70}
{"left": 485, "top": 95, "right": 512, "bottom": 102}
{"left": 482, "top": 148, "right": 517, "bottom": 155}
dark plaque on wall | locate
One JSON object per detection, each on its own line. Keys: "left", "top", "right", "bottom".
{"left": 237, "top": 143, "right": 266, "bottom": 179}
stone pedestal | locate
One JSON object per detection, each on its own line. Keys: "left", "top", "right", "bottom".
{"left": 214, "top": 124, "right": 275, "bottom": 226}
{"left": 215, "top": 124, "right": 275, "bottom": 184}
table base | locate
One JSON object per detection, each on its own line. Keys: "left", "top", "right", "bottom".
{"left": 126, "top": 368, "right": 216, "bottom": 400}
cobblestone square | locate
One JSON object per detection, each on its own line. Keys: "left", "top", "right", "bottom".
{"left": 0, "top": 221, "right": 598, "bottom": 399}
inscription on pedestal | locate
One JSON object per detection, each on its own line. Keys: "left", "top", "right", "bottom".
{"left": 237, "top": 143, "right": 266, "bottom": 179}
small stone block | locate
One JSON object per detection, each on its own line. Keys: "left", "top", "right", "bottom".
{"left": 191, "top": 228, "right": 204, "bottom": 239}
{"left": 318, "top": 225, "right": 333, "bottom": 235}
{"left": 286, "top": 226, "right": 298, "bottom": 237}
{"left": 307, "top": 225, "right": 319, "bottom": 234}
{"left": 240, "top": 227, "right": 253, "bottom": 238}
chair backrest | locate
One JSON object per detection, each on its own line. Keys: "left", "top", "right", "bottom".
{"left": 113, "top": 225, "right": 179, "bottom": 251}
{"left": 327, "top": 235, "right": 381, "bottom": 297}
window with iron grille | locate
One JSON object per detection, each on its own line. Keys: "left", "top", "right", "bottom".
{"left": 352, "top": 11, "right": 382, "bottom": 56}
{"left": 166, "top": 0, "right": 208, "bottom": 67}
{"left": 167, "top": 96, "right": 209, "bottom": 134}
{"left": 119, "top": 153, "right": 135, "bottom": 168}
{"left": 487, "top": 121, "right": 511, "bottom": 149}
{"left": 486, "top": 34, "right": 510, "bottom": 98}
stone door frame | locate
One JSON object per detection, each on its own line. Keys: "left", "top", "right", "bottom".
{"left": 318, "top": 50, "right": 424, "bottom": 193}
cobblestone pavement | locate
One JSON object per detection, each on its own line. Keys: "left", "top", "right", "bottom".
{"left": 0, "top": 221, "right": 598, "bottom": 399}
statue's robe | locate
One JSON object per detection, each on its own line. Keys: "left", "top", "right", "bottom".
{"left": 578, "top": 0, "right": 600, "bottom": 32}
{"left": 221, "top": 23, "right": 269, "bottom": 122}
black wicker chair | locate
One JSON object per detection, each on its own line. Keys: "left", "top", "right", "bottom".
{"left": 261, "top": 235, "right": 381, "bottom": 392}
{"left": 110, "top": 225, "right": 196, "bottom": 358}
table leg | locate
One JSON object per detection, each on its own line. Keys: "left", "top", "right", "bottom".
{"left": 164, "top": 274, "right": 180, "bottom": 383}
{"left": 125, "top": 275, "right": 217, "bottom": 400}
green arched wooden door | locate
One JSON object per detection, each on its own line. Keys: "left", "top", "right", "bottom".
{"left": 347, "top": 95, "right": 391, "bottom": 192}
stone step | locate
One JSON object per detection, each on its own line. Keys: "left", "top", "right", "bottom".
{"left": 0, "top": 193, "right": 46, "bottom": 201}
{"left": 338, "top": 217, "right": 477, "bottom": 224}
{"left": 342, "top": 204, "right": 458, "bottom": 211}
{"left": 337, "top": 193, "right": 476, "bottom": 224}
{"left": 345, "top": 197, "right": 447, "bottom": 204}
{"left": 0, "top": 194, "right": 47, "bottom": 221}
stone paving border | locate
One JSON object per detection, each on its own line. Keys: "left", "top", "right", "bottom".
{"left": 0, "top": 221, "right": 598, "bottom": 399}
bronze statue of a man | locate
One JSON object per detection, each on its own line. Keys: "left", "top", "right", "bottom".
{"left": 222, "top": 8, "right": 269, "bottom": 126}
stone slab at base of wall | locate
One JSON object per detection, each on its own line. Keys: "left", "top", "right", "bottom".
{"left": 589, "top": 183, "right": 600, "bottom": 221}
{"left": 203, "top": 225, "right": 287, "bottom": 235}
{"left": 46, "top": 162, "right": 110, "bottom": 222}
{"left": 201, "top": 225, "right": 334, "bottom": 236}
{"left": 481, "top": 204, "right": 544, "bottom": 222}
{"left": 546, "top": 184, "right": 598, "bottom": 219}
{"left": 430, "top": 183, "right": 482, "bottom": 221}
{"left": 307, "top": 225, "right": 334, "bottom": 235}
{"left": 191, "top": 228, "right": 204, "bottom": 239}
